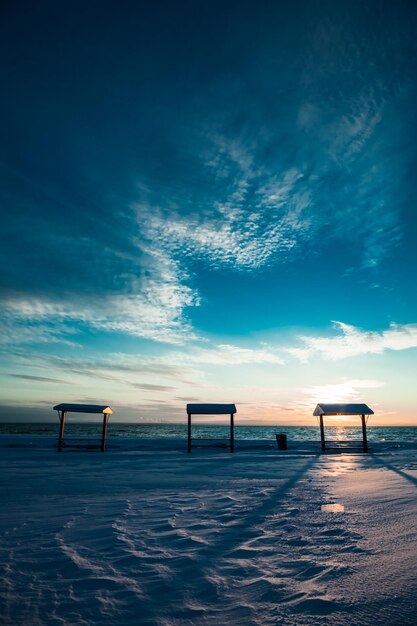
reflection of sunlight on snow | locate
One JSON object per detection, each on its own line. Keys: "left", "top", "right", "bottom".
{"left": 318, "top": 453, "right": 361, "bottom": 477}
{"left": 331, "top": 455, "right": 358, "bottom": 475}
{"left": 321, "top": 503, "right": 345, "bottom": 513}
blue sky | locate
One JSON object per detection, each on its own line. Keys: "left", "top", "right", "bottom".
{"left": 1, "top": 0, "right": 417, "bottom": 424}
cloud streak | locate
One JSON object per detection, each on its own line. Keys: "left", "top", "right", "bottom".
{"left": 1, "top": 340, "right": 284, "bottom": 403}
{"left": 9, "top": 374, "right": 73, "bottom": 384}
{"left": 288, "top": 321, "right": 417, "bottom": 361}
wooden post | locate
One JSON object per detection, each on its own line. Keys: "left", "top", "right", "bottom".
{"left": 101, "top": 414, "right": 109, "bottom": 452}
{"left": 58, "top": 411, "right": 66, "bottom": 452}
{"left": 361, "top": 414, "right": 368, "bottom": 453}
{"left": 187, "top": 412, "right": 191, "bottom": 453}
{"left": 230, "top": 413, "right": 234, "bottom": 453}
{"left": 320, "top": 415, "right": 325, "bottom": 452}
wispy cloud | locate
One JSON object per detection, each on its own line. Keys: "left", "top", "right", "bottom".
{"left": 0, "top": 313, "right": 81, "bottom": 347}
{"left": 163, "top": 343, "right": 285, "bottom": 366}
{"left": 136, "top": 162, "right": 310, "bottom": 272}
{"left": 288, "top": 321, "right": 417, "bottom": 361}
{"left": 0, "top": 251, "right": 199, "bottom": 345}
{"left": 9, "top": 374, "right": 73, "bottom": 384}
{"left": 131, "top": 383, "right": 175, "bottom": 392}
{"left": 134, "top": 67, "right": 403, "bottom": 290}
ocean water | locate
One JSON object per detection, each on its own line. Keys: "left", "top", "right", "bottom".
{"left": 1, "top": 422, "right": 417, "bottom": 442}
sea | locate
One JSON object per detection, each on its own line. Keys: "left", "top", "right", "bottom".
{"left": 1, "top": 422, "right": 417, "bottom": 442}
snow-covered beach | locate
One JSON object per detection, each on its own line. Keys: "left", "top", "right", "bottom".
{"left": 1, "top": 436, "right": 417, "bottom": 625}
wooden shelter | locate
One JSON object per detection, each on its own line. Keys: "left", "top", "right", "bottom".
{"left": 186, "top": 404, "right": 237, "bottom": 453}
{"left": 53, "top": 403, "right": 113, "bottom": 452}
{"left": 313, "top": 403, "right": 374, "bottom": 453}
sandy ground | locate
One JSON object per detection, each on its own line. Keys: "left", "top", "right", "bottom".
{"left": 1, "top": 436, "right": 417, "bottom": 625}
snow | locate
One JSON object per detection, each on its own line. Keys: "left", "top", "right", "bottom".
{"left": 1, "top": 436, "right": 417, "bottom": 625}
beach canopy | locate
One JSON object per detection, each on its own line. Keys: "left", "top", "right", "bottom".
{"left": 186, "top": 403, "right": 236, "bottom": 415}
{"left": 53, "top": 403, "right": 113, "bottom": 452}
{"left": 313, "top": 403, "right": 373, "bottom": 453}
{"left": 313, "top": 403, "right": 374, "bottom": 416}
{"left": 186, "top": 403, "right": 237, "bottom": 452}
{"left": 53, "top": 403, "right": 112, "bottom": 414}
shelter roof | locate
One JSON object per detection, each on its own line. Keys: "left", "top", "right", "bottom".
{"left": 186, "top": 403, "right": 236, "bottom": 414}
{"left": 313, "top": 403, "right": 373, "bottom": 416}
{"left": 53, "top": 403, "right": 113, "bottom": 414}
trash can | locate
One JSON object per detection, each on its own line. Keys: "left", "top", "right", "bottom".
{"left": 276, "top": 433, "right": 287, "bottom": 450}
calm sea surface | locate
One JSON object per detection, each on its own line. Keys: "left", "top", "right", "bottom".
{"left": 1, "top": 423, "right": 417, "bottom": 442}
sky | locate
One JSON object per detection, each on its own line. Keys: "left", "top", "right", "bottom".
{"left": 1, "top": 0, "right": 417, "bottom": 425}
